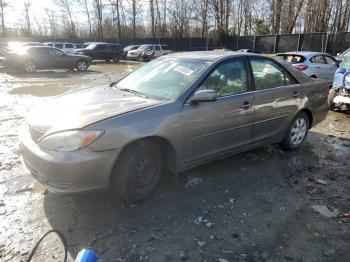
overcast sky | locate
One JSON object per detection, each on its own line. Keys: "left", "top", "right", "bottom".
{"left": 6, "top": 0, "right": 54, "bottom": 27}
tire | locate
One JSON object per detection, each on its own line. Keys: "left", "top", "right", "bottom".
{"left": 328, "top": 87, "right": 338, "bottom": 109}
{"left": 23, "top": 60, "right": 36, "bottom": 73}
{"left": 76, "top": 60, "right": 88, "bottom": 72}
{"left": 112, "top": 56, "right": 119, "bottom": 64}
{"left": 280, "top": 112, "right": 310, "bottom": 150}
{"left": 111, "top": 141, "right": 164, "bottom": 203}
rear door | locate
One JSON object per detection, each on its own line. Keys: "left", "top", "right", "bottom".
{"left": 94, "top": 44, "right": 106, "bottom": 60}
{"left": 181, "top": 58, "right": 254, "bottom": 164}
{"left": 309, "top": 55, "right": 329, "bottom": 80}
{"left": 249, "top": 56, "right": 302, "bottom": 144}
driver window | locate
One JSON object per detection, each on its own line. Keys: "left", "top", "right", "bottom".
{"left": 198, "top": 59, "right": 248, "bottom": 97}
{"left": 95, "top": 45, "right": 105, "bottom": 50}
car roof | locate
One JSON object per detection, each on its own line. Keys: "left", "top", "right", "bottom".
{"left": 277, "top": 51, "right": 330, "bottom": 58}
{"left": 165, "top": 50, "right": 258, "bottom": 61}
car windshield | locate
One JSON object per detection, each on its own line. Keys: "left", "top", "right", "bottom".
{"left": 138, "top": 45, "right": 151, "bottom": 51}
{"left": 276, "top": 54, "right": 305, "bottom": 64}
{"left": 116, "top": 57, "right": 209, "bottom": 100}
{"left": 86, "top": 44, "right": 97, "bottom": 50}
{"left": 341, "top": 57, "right": 350, "bottom": 69}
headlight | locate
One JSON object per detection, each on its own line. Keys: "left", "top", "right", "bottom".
{"left": 38, "top": 130, "right": 104, "bottom": 152}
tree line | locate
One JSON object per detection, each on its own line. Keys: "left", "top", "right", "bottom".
{"left": 0, "top": 0, "right": 349, "bottom": 40}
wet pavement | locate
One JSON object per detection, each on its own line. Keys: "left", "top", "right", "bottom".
{"left": 0, "top": 64, "right": 350, "bottom": 262}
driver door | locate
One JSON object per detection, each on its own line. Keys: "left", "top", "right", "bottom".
{"left": 181, "top": 58, "right": 254, "bottom": 165}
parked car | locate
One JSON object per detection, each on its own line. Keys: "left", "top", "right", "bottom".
{"left": 43, "top": 42, "right": 75, "bottom": 54}
{"left": 3, "top": 46, "right": 92, "bottom": 72}
{"left": 276, "top": 51, "right": 338, "bottom": 84}
{"left": 238, "top": 49, "right": 260, "bottom": 53}
{"left": 73, "top": 42, "right": 121, "bottom": 63}
{"left": 121, "top": 45, "right": 140, "bottom": 60}
{"left": 127, "top": 44, "right": 172, "bottom": 61}
{"left": 329, "top": 56, "right": 350, "bottom": 112}
{"left": 74, "top": 43, "right": 88, "bottom": 49}
{"left": 19, "top": 51, "right": 329, "bottom": 203}
{"left": 336, "top": 47, "right": 350, "bottom": 62}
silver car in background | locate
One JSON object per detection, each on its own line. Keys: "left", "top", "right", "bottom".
{"left": 276, "top": 51, "right": 339, "bottom": 84}
{"left": 19, "top": 51, "right": 329, "bottom": 203}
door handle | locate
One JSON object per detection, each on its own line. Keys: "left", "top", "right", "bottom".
{"left": 292, "top": 91, "right": 300, "bottom": 97}
{"left": 241, "top": 101, "right": 252, "bottom": 109}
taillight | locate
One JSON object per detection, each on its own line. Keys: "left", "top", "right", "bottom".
{"left": 294, "top": 64, "right": 308, "bottom": 71}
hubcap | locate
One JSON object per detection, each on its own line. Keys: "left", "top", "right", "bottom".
{"left": 134, "top": 154, "right": 160, "bottom": 195}
{"left": 25, "top": 62, "right": 35, "bottom": 72}
{"left": 290, "top": 118, "right": 307, "bottom": 145}
{"left": 78, "top": 61, "right": 87, "bottom": 71}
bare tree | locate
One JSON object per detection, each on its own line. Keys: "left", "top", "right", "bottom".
{"left": 79, "top": 0, "right": 92, "bottom": 37}
{"left": 94, "top": 0, "right": 103, "bottom": 38}
{"left": 0, "top": 0, "right": 8, "bottom": 34}
{"left": 23, "top": 2, "right": 31, "bottom": 35}
{"left": 54, "top": 0, "right": 77, "bottom": 37}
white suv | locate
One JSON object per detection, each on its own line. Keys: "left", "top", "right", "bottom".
{"left": 43, "top": 42, "right": 75, "bottom": 54}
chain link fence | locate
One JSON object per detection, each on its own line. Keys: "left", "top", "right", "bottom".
{"left": 2, "top": 32, "right": 350, "bottom": 55}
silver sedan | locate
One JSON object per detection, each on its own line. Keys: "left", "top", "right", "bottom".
{"left": 19, "top": 51, "right": 329, "bottom": 203}
{"left": 276, "top": 51, "right": 339, "bottom": 84}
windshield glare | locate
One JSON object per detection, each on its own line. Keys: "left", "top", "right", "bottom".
{"left": 116, "top": 58, "right": 209, "bottom": 100}
{"left": 86, "top": 44, "right": 96, "bottom": 50}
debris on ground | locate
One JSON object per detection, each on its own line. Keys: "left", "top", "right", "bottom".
{"left": 185, "top": 176, "right": 203, "bottom": 189}
{"left": 311, "top": 205, "right": 340, "bottom": 218}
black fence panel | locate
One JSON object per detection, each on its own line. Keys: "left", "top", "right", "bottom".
{"left": 237, "top": 36, "right": 254, "bottom": 50}
{"left": 299, "top": 33, "right": 326, "bottom": 52}
{"left": 326, "top": 32, "right": 350, "bottom": 55}
{"left": 255, "top": 35, "right": 275, "bottom": 53}
{"left": 277, "top": 34, "right": 300, "bottom": 53}
{"left": 1, "top": 32, "right": 350, "bottom": 55}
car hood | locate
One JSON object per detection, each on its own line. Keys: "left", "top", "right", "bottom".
{"left": 27, "top": 86, "right": 163, "bottom": 135}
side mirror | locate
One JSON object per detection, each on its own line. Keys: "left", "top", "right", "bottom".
{"left": 191, "top": 89, "right": 217, "bottom": 103}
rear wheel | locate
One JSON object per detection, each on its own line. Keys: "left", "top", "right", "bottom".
{"left": 111, "top": 141, "right": 164, "bottom": 203}
{"left": 76, "top": 60, "right": 88, "bottom": 72}
{"left": 23, "top": 60, "right": 36, "bottom": 73}
{"left": 280, "top": 112, "right": 309, "bottom": 150}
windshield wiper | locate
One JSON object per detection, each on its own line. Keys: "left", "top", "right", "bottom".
{"left": 119, "top": 88, "right": 149, "bottom": 98}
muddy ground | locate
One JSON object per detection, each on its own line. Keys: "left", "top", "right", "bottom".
{"left": 0, "top": 63, "right": 349, "bottom": 262}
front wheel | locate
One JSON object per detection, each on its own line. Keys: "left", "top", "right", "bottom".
{"left": 280, "top": 112, "right": 309, "bottom": 150}
{"left": 76, "top": 60, "right": 88, "bottom": 72}
{"left": 328, "top": 88, "right": 338, "bottom": 110}
{"left": 23, "top": 60, "right": 36, "bottom": 73}
{"left": 111, "top": 141, "right": 164, "bottom": 203}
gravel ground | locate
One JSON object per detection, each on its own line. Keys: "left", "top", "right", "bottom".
{"left": 0, "top": 64, "right": 349, "bottom": 262}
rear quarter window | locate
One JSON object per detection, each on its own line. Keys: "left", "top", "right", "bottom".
{"left": 55, "top": 44, "right": 63, "bottom": 49}
{"left": 65, "top": 44, "right": 73, "bottom": 48}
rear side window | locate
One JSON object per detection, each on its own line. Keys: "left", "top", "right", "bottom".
{"left": 250, "top": 57, "right": 298, "bottom": 90}
{"left": 310, "top": 55, "right": 326, "bottom": 64}
{"left": 95, "top": 44, "right": 105, "bottom": 50}
{"left": 154, "top": 45, "right": 161, "bottom": 51}
{"left": 65, "top": 44, "right": 73, "bottom": 48}
{"left": 198, "top": 59, "right": 248, "bottom": 97}
{"left": 55, "top": 43, "right": 63, "bottom": 49}
{"left": 161, "top": 45, "right": 169, "bottom": 49}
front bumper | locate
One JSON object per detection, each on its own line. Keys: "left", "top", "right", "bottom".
{"left": 19, "top": 125, "right": 120, "bottom": 193}
{"left": 127, "top": 53, "right": 139, "bottom": 60}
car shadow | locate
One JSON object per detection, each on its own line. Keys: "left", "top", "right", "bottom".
{"left": 43, "top": 131, "right": 350, "bottom": 261}
{"left": 3, "top": 69, "right": 102, "bottom": 79}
